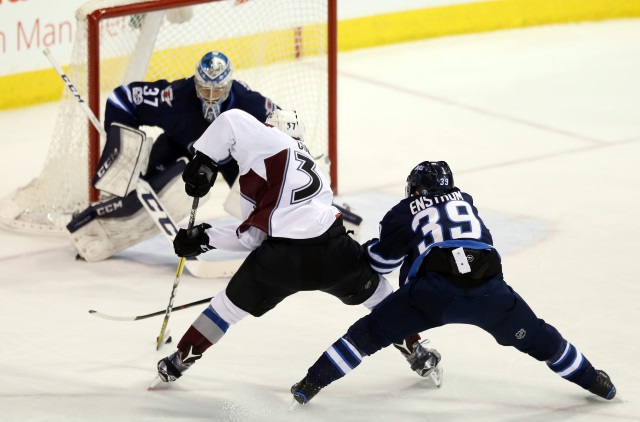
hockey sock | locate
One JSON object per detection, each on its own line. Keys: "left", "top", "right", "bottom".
{"left": 306, "top": 337, "right": 364, "bottom": 388}
{"left": 177, "top": 305, "right": 230, "bottom": 356}
{"left": 546, "top": 340, "right": 597, "bottom": 389}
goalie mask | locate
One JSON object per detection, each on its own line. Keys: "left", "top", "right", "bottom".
{"left": 406, "top": 161, "right": 454, "bottom": 197}
{"left": 265, "top": 109, "right": 306, "bottom": 141}
{"left": 195, "top": 51, "right": 233, "bottom": 122}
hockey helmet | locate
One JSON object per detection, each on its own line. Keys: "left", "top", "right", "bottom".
{"left": 194, "top": 51, "right": 233, "bottom": 121}
{"left": 406, "top": 161, "right": 454, "bottom": 197}
{"left": 265, "top": 109, "right": 306, "bottom": 141}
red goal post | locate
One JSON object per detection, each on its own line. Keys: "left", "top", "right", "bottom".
{"left": 0, "top": 0, "right": 337, "bottom": 235}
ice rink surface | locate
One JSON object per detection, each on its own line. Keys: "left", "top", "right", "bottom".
{"left": 0, "top": 19, "right": 639, "bottom": 421}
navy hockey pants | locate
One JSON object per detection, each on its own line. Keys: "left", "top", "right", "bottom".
{"left": 348, "top": 272, "right": 564, "bottom": 362}
{"left": 324, "top": 271, "right": 599, "bottom": 390}
{"left": 304, "top": 271, "right": 600, "bottom": 392}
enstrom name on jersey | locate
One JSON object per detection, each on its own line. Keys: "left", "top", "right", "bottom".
{"left": 409, "top": 191, "right": 464, "bottom": 215}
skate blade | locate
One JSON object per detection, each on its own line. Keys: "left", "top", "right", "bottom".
{"left": 148, "top": 375, "right": 162, "bottom": 390}
{"left": 429, "top": 364, "right": 443, "bottom": 388}
{"left": 289, "top": 397, "right": 305, "bottom": 411}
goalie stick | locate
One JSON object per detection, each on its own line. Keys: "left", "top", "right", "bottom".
{"left": 89, "top": 296, "right": 212, "bottom": 321}
{"left": 42, "top": 48, "right": 239, "bottom": 279}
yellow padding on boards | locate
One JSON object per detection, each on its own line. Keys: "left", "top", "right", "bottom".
{"left": 2, "top": 0, "right": 639, "bottom": 110}
{"left": 340, "top": 0, "right": 640, "bottom": 51}
{"left": 0, "top": 69, "right": 66, "bottom": 110}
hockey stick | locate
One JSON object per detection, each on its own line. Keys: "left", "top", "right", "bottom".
{"left": 43, "top": 48, "right": 240, "bottom": 279}
{"left": 89, "top": 296, "right": 213, "bottom": 321}
{"left": 43, "top": 48, "right": 107, "bottom": 138}
{"left": 155, "top": 195, "right": 199, "bottom": 350}
{"left": 135, "top": 179, "right": 241, "bottom": 278}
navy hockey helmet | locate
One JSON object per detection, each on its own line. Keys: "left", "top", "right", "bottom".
{"left": 406, "top": 161, "right": 454, "bottom": 197}
{"left": 194, "top": 51, "right": 234, "bottom": 121}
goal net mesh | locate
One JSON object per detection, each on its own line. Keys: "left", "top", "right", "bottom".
{"left": 0, "top": 0, "right": 331, "bottom": 234}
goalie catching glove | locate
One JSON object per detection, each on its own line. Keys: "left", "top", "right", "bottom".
{"left": 174, "top": 223, "right": 215, "bottom": 257}
{"left": 183, "top": 152, "right": 218, "bottom": 197}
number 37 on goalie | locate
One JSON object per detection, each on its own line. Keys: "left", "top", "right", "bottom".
{"left": 132, "top": 86, "right": 162, "bottom": 107}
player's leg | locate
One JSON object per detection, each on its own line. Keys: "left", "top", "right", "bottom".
{"left": 477, "top": 278, "right": 616, "bottom": 399}
{"left": 319, "top": 231, "right": 442, "bottom": 380}
{"left": 156, "top": 288, "right": 248, "bottom": 382}
{"left": 156, "top": 247, "right": 296, "bottom": 382}
{"left": 292, "top": 279, "right": 442, "bottom": 404}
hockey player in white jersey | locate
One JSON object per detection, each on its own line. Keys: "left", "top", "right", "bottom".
{"left": 152, "top": 109, "right": 441, "bottom": 387}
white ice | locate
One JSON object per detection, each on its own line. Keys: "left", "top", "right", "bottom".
{"left": 0, "top": 20, "right": 639, "bottom": 422}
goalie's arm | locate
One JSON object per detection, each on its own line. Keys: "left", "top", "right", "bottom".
{"left": 104, "top": 79, "right": 174, "bottom": 131}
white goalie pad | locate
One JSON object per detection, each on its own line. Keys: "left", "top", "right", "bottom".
{"left": 93, "top": 123, "right": 152, "bottom": 197}
{"left": 69, "top": 165, "right": 196, "bottom": 263}
{"left": 223, "top": 177, "right": 243, "bottom": 221}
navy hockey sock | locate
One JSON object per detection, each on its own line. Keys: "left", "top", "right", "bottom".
{"left": 546, "top": 340, "right": 597, "bottom": 390}
{"left": 307, "top": 337, "right": 364, "bottom": 389}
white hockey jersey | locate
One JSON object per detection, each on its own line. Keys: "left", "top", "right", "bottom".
{"left": 193, "top": 109, "right": 338, "bottom": 251}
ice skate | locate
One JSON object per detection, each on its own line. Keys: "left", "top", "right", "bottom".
{"left": 149, "top": 347, "right": 202, "bottom": 389}
{"left": 291, "top": 376, "right": 323, "bottom": 404}
{"left": 588, "top": 370, "right": 616, "bottom": 400}
{"left": 394, "top": 336, "right": 443, "bottom": 387}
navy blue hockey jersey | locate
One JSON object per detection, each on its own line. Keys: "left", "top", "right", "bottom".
{"left": 366, "top": 188, "right": 494, "bottom": 284}
{"left": 104, "top": 77, "right": 276, "bottom": 157}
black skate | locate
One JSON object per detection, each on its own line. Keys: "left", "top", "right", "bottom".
{"left": 394, "top": 336, "right": 443, "bottom": 387}
{"left": 291, "top": 376, "right": 322, "bottom": 404}
{"left": 149, "top": 347, "right": 202, "bottom": 389}
{"left": 588, "top": 370, "right": 616, "bottom": 400}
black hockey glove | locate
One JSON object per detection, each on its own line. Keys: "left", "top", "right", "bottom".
{"left": 183, "top": 152, "right": 218, "bottom": 197}
{"left": 173, "top": 223, "right": 215, "bottom": 257}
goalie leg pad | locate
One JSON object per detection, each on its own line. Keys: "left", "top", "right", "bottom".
{"left": 68, "top": 160, "right": 203, "bottom": 262}
{"left": 222, "top": 177, "right": 242, "bottom": 221}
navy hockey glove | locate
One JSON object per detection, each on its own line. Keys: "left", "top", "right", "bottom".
{"left": 183, "top": 152, "right": 218, "bottom": 197}
{"left": 173, "top": 223, "right": 215, "bottom": 257}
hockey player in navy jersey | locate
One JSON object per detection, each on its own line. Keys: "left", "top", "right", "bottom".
{"left": 66, "top": 51, "right": 278, "bottom": 262}
{"left": 149, "top": 110, "right": 441, "bottom": 388}
{"left": 290, "top": 161, "right": 617, "bottom": 405}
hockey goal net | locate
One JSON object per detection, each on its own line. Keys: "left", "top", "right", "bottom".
{"left": 0, "top": 0, "right": 337, "bottom": 234}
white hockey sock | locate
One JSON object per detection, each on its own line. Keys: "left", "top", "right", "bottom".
{"left": 211, "top": 290, "right": 249, "bottom": 324}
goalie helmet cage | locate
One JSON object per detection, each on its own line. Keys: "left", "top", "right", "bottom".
{"left": 0, "top": 0, "right": 337, "bottom": 235}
